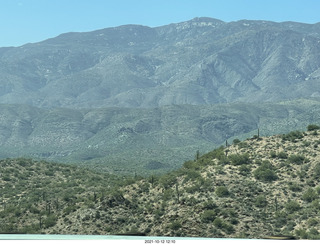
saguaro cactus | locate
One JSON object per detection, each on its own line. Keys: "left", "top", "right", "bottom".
{"left": 176, "top": 183, "right": 180, "bottom": 203}
{"left": 39, "top": 214, "right": 42, "bottom": 229}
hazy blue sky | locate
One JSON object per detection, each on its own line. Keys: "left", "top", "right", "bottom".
{"left": 1, "top": 0, "right": 320, "bottom": 47}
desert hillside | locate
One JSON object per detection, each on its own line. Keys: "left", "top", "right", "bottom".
{"left": 2, "top": 125, "right": 320, "bottom": 239}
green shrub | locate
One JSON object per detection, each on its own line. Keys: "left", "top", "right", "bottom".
{"left": 201, "top": 210, "right": 217, "bottom": 223}
{"left": 154, "top": 209, "right": 164, "bottom": 218}
{"left": 277, "top": 151, "right": 288, "bottom": 159}
{"left": 63, "top": 205, "right": 78, "bottom": 215}
{"left": 202, "top": 201, "right": 218, "bottom": 210}
{"left": 3, "top": 175, "right": 11, "bottom": 181}
{"left": 288, "top": 182, "right": 302, "bottom": 192}
{"left": 162, "top": 189, "right": 174, "bottom": 202}
{"left": 233, "top": 139, "right": 241, "bottom": 144}
{"left": 215, "top": 186, "right": 229, "bottom": 197}
{"left": 198, "top": 146, "right": 225, "bottom": 165}
{"left": 307, "top": 124, "right": 320, "bottom": 131}
{"left": 287, "top": 154, "right": 307, "bottom": 165}
{"left": 223, "top": 223, "right": 235, "bottom": 234}
{"left": 228, "top": 153, "right": 251, "bottom": 166}
{"left": 308, "top": 228, "right": 320, "bottom": 239}
{"left": 311, "top": 199, "right": 320, "bottom": 210}
{"left": 274, "top": 211, "right": 288, "bottom": 228}
{"left": 44, "top": 170, "right": 54, "bottom": 176}
{"left": 184, "top": 169, "right": 202, "bottom": 182}
{"left": 29, "top": 206, "right": 40, "bottom": 214}
{"left": 303, "top": 141, "right": 311, "bottom": 147}
{"left": 254, "top": 195, "right": 267, "bottom": 208}
{"left": 43, "top": 214, "right": 57, "bottom": 228}
{"left": 238, "top": 165, "right": 251, "bottom": 176}
{"left": 185, "top": 184, "right": 201, "bottom": 194}
{"left": 215, "top": 165, "right": 225, "bottom": 174}
{"left": 270, "top": 151, "right": 277, "bottom": 158}
{"left": 313, "top": 163, "right": 320, "bottom": 178}
{"left": 295, "top": 228, "right": 308, "bottom": 239}
{"left": 213, "top": 218, "right": 235, "bottom": 234}
{"left": 169, "top": 221, "right": 182, "bottom": 231}
{"left": 237, "top": 142, "right": 249, "bottom": 149}
{"left": 183, "top": 160, "right": 200, "bottom": 170}
{"left": 213, "top": 217, "right": 224, "bottom": 228}
{"left": 302, "top": 188, "right": 318, "bottom": 202}
{"left": 285, "top": 200, "right": 301, "bottom": 213}
{"left": 159, "top": 173, "right": 177, "bottom": 189}
{"left": 281, "top": 130, "right": 304, "bottom": 142}
{"left": 307, "top": 218, "right": 318, "bottom": 227}
{"left": 253, "top": 161, "right": 277, "bottom": 182}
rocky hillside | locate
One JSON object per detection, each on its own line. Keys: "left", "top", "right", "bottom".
{"left": 2, "top": 126, "right": 320, "bottom": 239}
{"left": 1, "top": 18, "right": 320, "bottom": 108}
{"left": 0, "top": 158, "right": 120, "bottom": 234}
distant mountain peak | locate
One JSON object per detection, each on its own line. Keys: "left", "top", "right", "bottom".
{"left": 190, "top": 16, "right": 225, "bottom": 24}
{"left": 169, "top": 17, "right": 225, "bottom": 30}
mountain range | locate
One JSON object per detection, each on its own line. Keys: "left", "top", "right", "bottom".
{"left": 1, "top": 17, "right": 320, "bottom": 173}
{"left": 1, "top": 99, "right": 320, "bottom": 174}
{"left": 1, "top": 17, "right": 320, "bottom": 108}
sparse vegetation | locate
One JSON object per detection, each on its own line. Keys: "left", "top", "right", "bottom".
{"left": 281, "top": 130, "right": 304, "bottom": 142}
{"left": 287, "top": 154, "right": 308, "bottom": 165}
{"left": 228, "top": 153, "right": 251, "bottom": 166}
{"left": 2, "top": 128, "right": 320, "bottom": 239}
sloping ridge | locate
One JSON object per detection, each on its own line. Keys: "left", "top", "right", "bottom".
{"left": 2, "top": 127, "right": 320, "bottom": 239}
{"left": 1, "top": 99, "right": 320, "bottom": 174}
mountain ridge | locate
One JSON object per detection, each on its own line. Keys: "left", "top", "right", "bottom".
{"left": 1, "top": 98, "right": 320, "bottom": 174}
{"left": 1, "top": 17, "right": 320, "bottom": 108}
